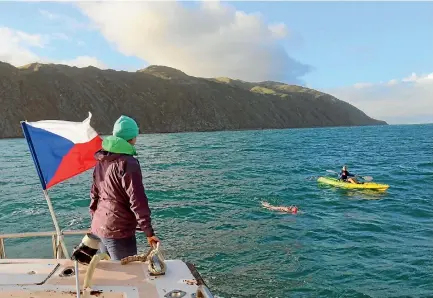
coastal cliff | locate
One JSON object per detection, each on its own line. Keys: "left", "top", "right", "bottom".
{"left": 0, "top": 61, "right": 386, "bottom": 138}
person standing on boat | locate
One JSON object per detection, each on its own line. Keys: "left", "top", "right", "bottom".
{"left": 339, "top": 165, "right": 359, "bottom": 184}
{"left": 89, "top": 115, "right": 160, "bottom": 260}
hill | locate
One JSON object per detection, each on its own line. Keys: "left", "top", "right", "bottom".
{"left": 0, "top": 61, "right": 386, "bottom": 138}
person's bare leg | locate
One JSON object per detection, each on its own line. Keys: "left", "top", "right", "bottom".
{"left": 348, "top": 178, "right": 359, "bottom": 184}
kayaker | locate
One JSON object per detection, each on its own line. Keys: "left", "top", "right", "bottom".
{"left": 89, "top": 115, "right": 160, "bottom": 260}
{"left": 339, "top": 165, "right": 359, "bottom": 184}
{"left": 261, "top": 201, "right": 298, "bottom": 214}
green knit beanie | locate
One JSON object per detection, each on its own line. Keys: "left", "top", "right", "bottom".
{"left": 113, "top": 115, "right": 139, "bottom": 141}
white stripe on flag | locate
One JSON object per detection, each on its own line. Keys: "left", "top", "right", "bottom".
{"left": 25, "top": 112, "right": 99, "bottom": 144}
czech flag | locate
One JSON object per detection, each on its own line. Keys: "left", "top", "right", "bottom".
{"left": 21, "top": 112, "right": 103, "bottom": 190}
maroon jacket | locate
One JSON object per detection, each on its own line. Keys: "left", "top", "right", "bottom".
{"left": 89, "top": 150, "right": 154, "bottom": 238}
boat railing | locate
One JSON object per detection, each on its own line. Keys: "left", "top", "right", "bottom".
{"left": 0, "top": 229, "right": 88, "bottom": 259}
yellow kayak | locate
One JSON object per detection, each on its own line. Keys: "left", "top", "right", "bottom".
{"left": 317, "top": 176, "right": 389, "bottom": 191}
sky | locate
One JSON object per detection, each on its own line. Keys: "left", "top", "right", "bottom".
{"left": 0, "top": 1, "right": 432, "bottom": 125}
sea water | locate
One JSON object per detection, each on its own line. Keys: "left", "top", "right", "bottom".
{"left": 0, "top": 124, "right": 432, "bottom": 297}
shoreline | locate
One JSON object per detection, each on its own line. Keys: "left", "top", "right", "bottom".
{"left": 0, "top": 122, "right": 404, "bottom": 140}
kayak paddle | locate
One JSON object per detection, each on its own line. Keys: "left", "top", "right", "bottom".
{"left": 326, "top": 170, "right": 373, "bottom": 181}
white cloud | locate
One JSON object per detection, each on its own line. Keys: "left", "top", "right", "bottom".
{"left": 387, "top": 79, "right": 398, "bottom": 86}
{"left": 0, "top": 26, "right": 105, "bottom": 69}
{"left": 78, "top": 1, "right": 310, "bottom": 83}
{"left": 325, "top": 73, "right": 433, "bottom": 124}
{"left": 0, "top": 27, "right": 45, "bottom": 66}
{"left": 14, "top": 31, "right": 47, "bottom": 48}
{"left": 51, "top": 33, "right": 70, "bottom": 41}
{"left": 268, "top": 23, "right": 289, "bottom": 39}
{"left": 39, "top": 9, "right": 59, "bottom": 20}
{"left": 39, "top": 8, "right": 93, "bottom": 32}
{"left": 353, "top": 82, "right": 374, "bottom": 89}
{"left": 58, "top": 56, "right": 106, "bottom": 69}
{"left": 402, "top": 72, "right": 419, "bottom": 83}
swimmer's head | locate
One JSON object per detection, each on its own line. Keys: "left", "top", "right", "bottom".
{"left": 284, "top": 206, "right": 298, "bottom": 213}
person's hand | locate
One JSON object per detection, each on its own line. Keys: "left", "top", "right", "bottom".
{"left": 147, "top": 235, "right": 160, "bottom": 248}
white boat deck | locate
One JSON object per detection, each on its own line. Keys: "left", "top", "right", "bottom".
{"left": 0, "top": 230, "right": 213, "bottom": 298}
{"left": 0, "top": 258, "right": 207, "bottom": 298}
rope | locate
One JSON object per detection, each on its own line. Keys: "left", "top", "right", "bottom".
{"left": 147, "top": 243, "right": 166, "bottom": 276}
{"left": 120, "top": 243, "right": 166, "bottom": 276}
{"left": 83, "top": 253, "right": 111, "bottom": 289}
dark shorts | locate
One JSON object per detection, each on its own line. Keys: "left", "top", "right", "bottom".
{"left": 99, "top": 235, "right": 137, "bottom": 260}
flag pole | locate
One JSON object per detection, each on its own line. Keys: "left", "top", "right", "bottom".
{"left": 21, "top": 121, "right": 70, "bottom": 259}
{"left": 43, "top": 190, "right": 70, "bottom": 258}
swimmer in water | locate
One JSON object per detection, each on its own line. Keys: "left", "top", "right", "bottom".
{"left": 261, "top": 201, "right": 298, "bottom": 214}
